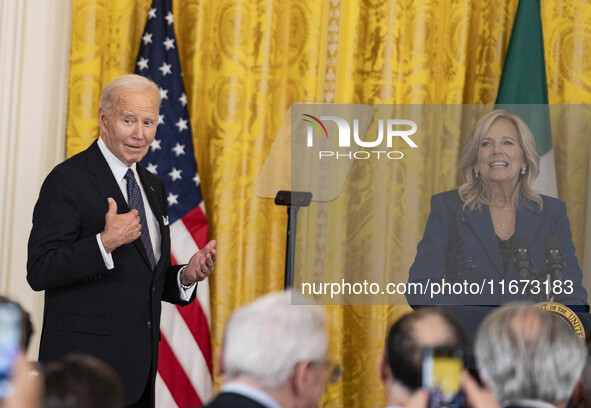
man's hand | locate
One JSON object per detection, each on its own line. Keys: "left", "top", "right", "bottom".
{"left": 100, "top": 197, "right": 141, "bottom": 253}
{"left": 4, "top": 354, "right": 42, "bottom": 408}
{"left": 460, "top": 371, "right": 501, "bottom": 408}
{"left": 181, "top": 240, "right": 217, "bottom": 285}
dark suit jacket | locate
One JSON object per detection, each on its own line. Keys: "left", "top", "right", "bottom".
{"left": 201, "top": 392, "right": 269, "bottom": 408}
{"left": 406, "top": 190, "right": 588, "bottom": 308}
{"left": 27, "top": 140, "right": 196, "bottom": 405}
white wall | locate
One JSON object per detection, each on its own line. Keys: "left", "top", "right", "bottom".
{"left": 0, "top": 0, "right": 71, "bottom": 358}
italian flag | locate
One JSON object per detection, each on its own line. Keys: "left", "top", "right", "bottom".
{"left": 495, "top": 0, "right": 557, "bottom": 198}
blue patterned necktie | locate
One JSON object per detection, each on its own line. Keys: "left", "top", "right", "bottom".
{"left": 124, "top": 169, "right": 156, "bottom": 271}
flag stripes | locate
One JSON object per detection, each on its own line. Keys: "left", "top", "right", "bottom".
{"left": 134, "top": 0, "right": 213, "bottom": 406}
{"left": 157, "top": 334, "right": 203, "bottom": 407}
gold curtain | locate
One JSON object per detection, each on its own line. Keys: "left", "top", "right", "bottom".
{"left": 67, "top": 1, "right": 591, "bottom": 406}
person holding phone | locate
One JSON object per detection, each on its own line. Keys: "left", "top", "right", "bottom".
{"left": 0, "top": 297, "right": 33, "bottom": 354}
{"left": 0, "top": 299, "right": 41, "bottom": 408}
{"left": 380, "top": 307, "right": 468, "bottom": 408}
{"left": 2, "top": 354, "right": 42, "bottom": 408}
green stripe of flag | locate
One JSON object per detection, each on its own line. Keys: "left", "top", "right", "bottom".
{"left": 495, "top": 0, "right": 556, "bottom": 197}
{"left": 495, "top": 0, "right": 552, "bottom": 157}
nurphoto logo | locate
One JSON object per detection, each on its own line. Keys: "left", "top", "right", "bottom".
{"left": 303, "top": 114, "right": 418, "bottom": 160}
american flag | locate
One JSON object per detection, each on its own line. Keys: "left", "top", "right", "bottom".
{"left": 134, "top": 0, "right": 213, "bottom": 406}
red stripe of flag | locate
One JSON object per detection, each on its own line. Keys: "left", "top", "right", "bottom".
{"left": 158, "top": 334, "right": 202, "bottom": 408}
{"left": 176, "top": 301, "right": 213, "bottom": 374}
{"left": 182, "top": 207, "right": 209, "bottom": 249}
{"left": 169, "top": 244, "right": 213, "bottom": 374}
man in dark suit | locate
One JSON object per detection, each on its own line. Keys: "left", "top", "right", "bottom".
{"left": 203, "top": 291, "right": 336, "bottom": 408}
{"left": 27, "top": 74, "right": 216, "bottom": 407}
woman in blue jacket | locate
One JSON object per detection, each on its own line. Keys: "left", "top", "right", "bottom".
{"left": 406, "top": 110, "right": 588, "bottom": 311}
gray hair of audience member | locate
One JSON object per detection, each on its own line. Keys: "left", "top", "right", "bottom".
{"left": 475, "top": 304, "right": 586, "bottom": 405}
{"left": 98, "top": 74, "right": 161, "bottom": 114}
{"left": 222, "top": 291, "right": 328, "bottom": 390}
{"left": 43, "top": 353, "right": 124, "bottom": 408}
{"left": 573, "top": 338, "right": 591, "bottom": 408}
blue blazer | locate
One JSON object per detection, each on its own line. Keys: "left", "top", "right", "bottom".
{"left": 406, "top": 190, "right": 588, "bottom": 309}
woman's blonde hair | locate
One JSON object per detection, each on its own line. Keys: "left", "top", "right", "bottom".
{"left": 458, "top": 110, "right": 542, "bottom": 211}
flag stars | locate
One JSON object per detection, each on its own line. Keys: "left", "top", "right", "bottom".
{"left": 167, "top": 192, "right": 179, "bottom": 206}
{"left": 175, "top": 118, "right": 188, "bottom": 132}
{"left": 158, "top": 114, "right": 165, "bottom": 125}
{"left": 163, "top": 37, "right": 175, "bottom": 50}
{"left": 150, "top": 138, "right": 162, "bottom": 151}
{"left": 159, "top": 87, "right": 169, "bottom": 100}
{"left": 172, "top": 143, "right": 186, "bottom": 157}
{"left": 136, "top": 57, "right": 149, "bottom": 71}
{"left": 193, "top": 174, "right": 201, "bottom": 186}
{"left": 165, "top": 11, "right": 174, "bottom": 25}
{"left": 169, "top": 167, "right": 182, "bottom": 181}
{"left": 179, "top": 93, "right": 187, "bottom": 107}
{"left": 148, "top": 8, "right": 157, "bottom": 19}
{"left": 159, "top": 62, "right": 172, "bottom": 76}
{"left": 146, "top": 163, "right": 158, "bottom": 175}
{"left": 142, "top": 32, "right": 153, "bottom": 45}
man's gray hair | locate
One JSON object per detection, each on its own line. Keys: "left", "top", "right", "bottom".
{"left": 475, "top": 304, "right": 586, "bottom": 405}
{"left": 579, "top": 345, "right": 591, "bottom": 407}
{"left": 99, "top": 74, "right": 161, "bottom": 113}
{"left": 222, "top": 291, "right": 328, "bottom": 390}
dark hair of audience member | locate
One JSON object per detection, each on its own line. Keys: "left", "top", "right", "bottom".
{"left": 43, "top": 353, "right": 124, "bottom": 408}
{"left": 385, "top": 307, "right": 468, "bottom": 390}
{"left": 0, "top": 295, "right": 34, "bottom": 352}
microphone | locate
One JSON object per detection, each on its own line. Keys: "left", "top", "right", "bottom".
{"left": 543, "top": 235, "right": 565, "bottom": 296}
{"left": 512, "top": 235, "right": 533, "bottom": 282}
{"left": 512, "top": 235, "right": 536, "bottom": 302}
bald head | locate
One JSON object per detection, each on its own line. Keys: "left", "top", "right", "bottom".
{"left": 411, "top": 313, "right": 462, "bottom": 347}
{"left": 385, "top": 308, "right": 468, "bottom": 391}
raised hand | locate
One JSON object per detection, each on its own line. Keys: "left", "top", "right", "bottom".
{"left": 100, "top": 197, "right": 141, "bottom": 253}
{"left": 181, "top": 240, "right": 217, "bottom": 285}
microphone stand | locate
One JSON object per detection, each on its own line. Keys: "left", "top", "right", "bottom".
{"left": 274, "top": 191, "right": 312, "bottom": 289}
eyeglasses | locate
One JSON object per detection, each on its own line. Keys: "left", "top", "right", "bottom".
{"left": 311, "top": 359, "right": 343, "bottom": 384}
{"left": 327, "top": 363, "right": 343, "bottom": 384}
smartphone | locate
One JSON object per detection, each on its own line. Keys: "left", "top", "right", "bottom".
{"left": 0, "top": 303, "right": 22, "bottom": 401}
{"left": 422, "top": 346, "right": 465, "bottom": 408}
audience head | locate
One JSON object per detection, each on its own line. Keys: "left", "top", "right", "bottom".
{"left": 569, "top": 334, "right": 591, "bottom": 408}
{"left": 221, "top": 291, "right": 332, "bottom": 407}
{"left": 381, "top": 307, "right": 468, "bottom": 404}
{"left": 475, "top": 303, "right": 586, "bottom": 407}
{"left": 0, "top": 296, "right": 34, "bottom": 352}
{"left": 43, "top": 353, "right": 124, "bottom": 408}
